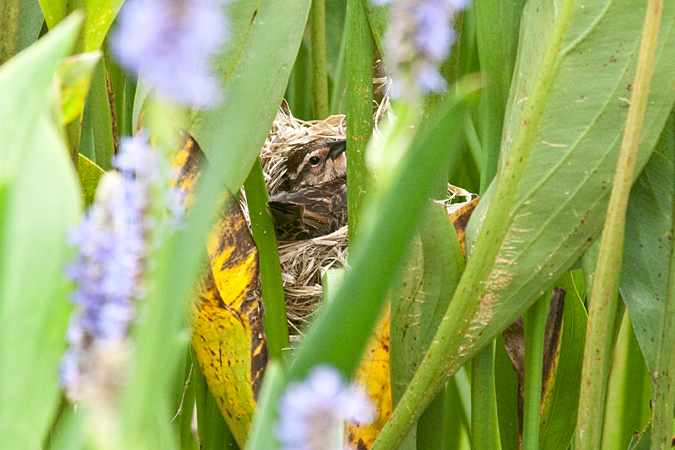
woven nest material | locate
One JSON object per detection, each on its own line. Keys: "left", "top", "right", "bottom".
{"left": 256, "top": 104, "right": 348, "bottom": 335}
{"left": 250, "top": 100, "right": 475, "bottom": 336}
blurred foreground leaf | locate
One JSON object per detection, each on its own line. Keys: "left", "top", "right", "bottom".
{"left": 0, "top": 14, "right": 83, "bottom": 448}
{"left": 188, "top": 0, "right": 312, "bottom": 193}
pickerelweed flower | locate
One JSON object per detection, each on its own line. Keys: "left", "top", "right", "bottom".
{"left": 111, "top": 0, "right": 229, "bottom": 108}
{"left": 60, "top": 133, "right": 167, "bottom": 401}
{"left": 373, "top": 0, "right": 469, "bottom": 98}
{"left": 277, "top": 365, "right": 376, "bottom": 450}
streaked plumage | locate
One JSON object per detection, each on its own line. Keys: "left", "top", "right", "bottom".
{"left": 268, "top": 139, "right": 347, "bottom": 241}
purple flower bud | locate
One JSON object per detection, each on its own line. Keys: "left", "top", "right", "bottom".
{"left": 111, "top": 0, "right": 230, "bottom": 108}
{"left": 378, "top": 0, "right": 468, "bottom": 98}
{"left": 60, "top": 133, "right": 166, "bottom": 399}
{"left": 277, "top": 365, "right": 376, "bottom": 450}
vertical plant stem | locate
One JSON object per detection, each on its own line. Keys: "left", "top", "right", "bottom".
{"left": 345, "top": 0, "right": 373, "bottom": 243}
{"left": 651, "top": 121, "right": 675, "bottom": 448}
{"left": 310, "top": 0, "right": 329, "bottom": 119}
{"left": 0, "top": 0, "right": 19, "bottom": 65}
{"left": 123, "top": 78, "right": 137, "bottom": 137}
{"left": 522, "top": 292, "right": 550, "bottom": 450}
{"left": 329, "top": 23, "right": 348, "bottom": 115}
{"left": 177, "top": 353, "right": 198, "bottom": 450}
{"left": 471, "top": 342, "right": 501, "bottom": 450}
{"left": 574, "top": 1, "right": 663, "bottom": 449}
{"left": 243, "top": 158, "right": 291, "bottom": 362}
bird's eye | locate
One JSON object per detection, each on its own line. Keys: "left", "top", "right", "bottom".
{"left": 308, "top": 156, "right": 321, "bottom": 166}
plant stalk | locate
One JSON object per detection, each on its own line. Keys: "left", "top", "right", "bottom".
{"left": 471, "top": 342, "right": 501, "bottom": 450}
{"left": 522, "top": 292, "right": 550, "bottom": 450}
{"left": 574, "top": 1, "right": 663, "bottom": 448}
{"left": 310, "top": 0, "right": 329, "bottom": 119}
{"left": 345, "top": 0, "right": 373, "bottom": 243}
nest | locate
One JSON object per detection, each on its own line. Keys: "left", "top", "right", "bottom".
{"left": 251, "top": 99, "right": 475, "bottom": 337}
{"left": 257, "top": 104, "right": 348, "bottom": 335}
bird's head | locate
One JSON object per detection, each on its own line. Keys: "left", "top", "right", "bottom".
{"left": 282, "top": 139, "right": 346, "bottom": 191}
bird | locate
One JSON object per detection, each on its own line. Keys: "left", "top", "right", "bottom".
{"left": 268, "top": 138, "right": 347, "bottom": 241}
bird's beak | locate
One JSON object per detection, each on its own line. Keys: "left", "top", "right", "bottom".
{"left": 326, "top": 140, "right": 347, "bottom": 160}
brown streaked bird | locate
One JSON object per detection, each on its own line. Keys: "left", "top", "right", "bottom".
{"left": 268, "top": 139, "right": 347, "bottom": 241}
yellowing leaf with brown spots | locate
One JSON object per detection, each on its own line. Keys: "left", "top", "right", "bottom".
{"left": 174, "top": 135, "right": 268, "bottom": 448}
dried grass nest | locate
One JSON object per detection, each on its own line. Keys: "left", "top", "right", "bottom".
{"left": 248, "top": 103, "right": 475, "bottom": 337}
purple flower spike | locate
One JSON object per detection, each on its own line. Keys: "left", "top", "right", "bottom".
{"left": 60, "top": 133, "right": 161, "bottom": 399}
{"left": 378, "top": 0, "right": 468, "bottom": 98}
{"left": 277, "top": 365, "right": 376, "bottom": 450}
{"left": 111, "top": 0, "right": 229, "bottom": 108}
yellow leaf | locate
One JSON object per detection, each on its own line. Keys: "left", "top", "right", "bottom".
{"left": 174, "top": 135, "right": 268, "bottom": 448}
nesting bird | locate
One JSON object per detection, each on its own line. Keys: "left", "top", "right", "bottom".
{"left": 268, "top": 139, "right": 347, "bottom": 241}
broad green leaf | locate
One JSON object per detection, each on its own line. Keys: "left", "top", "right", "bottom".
{"left": 81, "top": 0, "right": 124, "bottom": 51}
{"left": 390, "top": 234, "right": 423, "bottom": 411}
{"left": 16, "top": 0, "right": 44, "bottom": 53}
{"left": 539, "top": 273, "right": 587, "bottom": 450}
{"left": 0, "top": 112, "right": 82, "bottom": 448}
{"left": 620, "top": 112, "right": 675, "bottom": 372}
{"left": 39, "top": 0, "right": 123, "bottom": 51}
{"left": 76, "top": 153, "right": 103, "bottom": 206}
{"left": 0, "top": 16, "right": 83, "bottom": 448}
{"left": 58, "top": 51, "right": 101, "bottom": 124}
{"left": 373, "top": 1, "right": 675, "bottom": 447}
{"left": 0, "top": 12, "right": 81, "bottom": 178}
{"left": 173, "top": 351, "right": 199, "bottom": 450}
{"left": 187, "top": 0, "right": 312, "bottom": 193}
{"left": 391, "top": 203, "right": 465, "bottom": 404}
{"left": 464, "top": 0, "right": 675, "bottom": 353}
